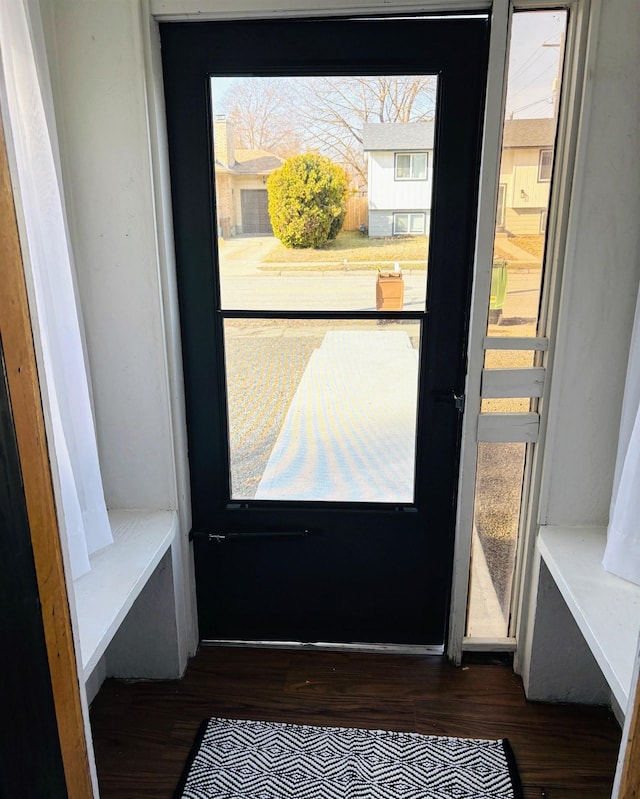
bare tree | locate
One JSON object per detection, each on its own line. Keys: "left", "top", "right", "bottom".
{"left": 294, "top": 75, "right": 437, "bottom": 183}
{"left": 215, "top": 78, "right": 302, "bottom": 159}
{"left": 214, "top": 74, "right": 436, "bottom": 184}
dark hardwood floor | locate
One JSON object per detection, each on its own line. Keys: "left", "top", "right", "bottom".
{"left": 90, "top": 647, "right": 621, "bottom": 799}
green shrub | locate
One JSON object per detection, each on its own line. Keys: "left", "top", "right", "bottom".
{"left": 267, "top": 153, "right": 348, "bottom": 249}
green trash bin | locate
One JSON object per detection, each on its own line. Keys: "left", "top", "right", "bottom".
{"left": 489, "top": 260, "right": 508, "bottom": 324}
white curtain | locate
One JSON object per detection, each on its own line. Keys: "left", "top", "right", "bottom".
{"left": 0, "top": 0, "right": 112, "bottom": 579}
{"left": 603, "top": 284, "right": 640, "bottom": 585}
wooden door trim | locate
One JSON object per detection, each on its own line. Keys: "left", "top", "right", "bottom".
{"left": 0, "top": 113, "right": 94, "bottom": 796}
{"left": 618, "top": 650, "right": 640, "bottom": 798}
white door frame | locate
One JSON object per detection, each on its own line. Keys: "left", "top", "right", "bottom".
{"left": 142, "top": 0, "right": 597, "bottom": 664}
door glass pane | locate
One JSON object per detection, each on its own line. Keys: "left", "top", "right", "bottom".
{"left": 467, "top": 442, "right": 526, "bottom": 638}
{"left": 224, "top": 319, "right": 421, "bottom": 502}
{"left": 487, "top": 9, "right": 566, "bottom": 336}
{"left": 211, "top": 75, "right": 437, "bottom": 312}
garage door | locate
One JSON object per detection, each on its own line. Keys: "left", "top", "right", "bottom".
{"left": 240, "top": 189, "right": 272, "bottom": 235}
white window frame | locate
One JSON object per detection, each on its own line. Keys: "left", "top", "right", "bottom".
{"left": 538, "top": 147, "right": 553, "bottom": 182}
{"left": 447, "top": 0, "right": 592, "bottom": 666}
{"left": 394, "top": 151, "right": 428, "bottom": 181}
{"left": 393, "top": 211, "right": 426, "bottom": 235}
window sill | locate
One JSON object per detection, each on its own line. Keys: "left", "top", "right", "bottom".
{"left": 538, "top": 525, "right": 640, "bottom": 710}
{"left": 73, "top": 510, "right": 178, "bottom": 680}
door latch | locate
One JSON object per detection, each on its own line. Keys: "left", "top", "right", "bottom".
{"left": 432, "top": 389, "right": 465, "bottom": 412}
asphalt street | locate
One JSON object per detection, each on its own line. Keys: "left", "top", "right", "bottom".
{"left": 219, "top": 264, "right": 540, "bottom": 322}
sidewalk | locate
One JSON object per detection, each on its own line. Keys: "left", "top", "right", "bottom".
{"left": 255, "top": 329, "right": 418, "bottom": 502}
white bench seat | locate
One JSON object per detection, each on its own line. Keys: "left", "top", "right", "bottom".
{"left": 73, "top": 510, "right": 177, "bottom": 680}
{"left": 538, "top": 525, "right": 640, "bottom": 710}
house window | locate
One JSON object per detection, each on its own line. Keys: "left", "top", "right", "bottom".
{"left": 393, "top": 212, "right": 425, "bottom": 235}
{"left": 538, "top": 148, "right": 553, "bottom": 182}
{"left": 395, "top": 152, "right": 427, "bottom": 180}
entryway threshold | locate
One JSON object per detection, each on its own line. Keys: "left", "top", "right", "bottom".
{"left": 201, "top": 639, "right": 444, "bottom": 656}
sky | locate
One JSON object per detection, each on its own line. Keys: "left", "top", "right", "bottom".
{"left": 211, "top": 9, "right": 567, "bottom": 124}
{"left": 506, "top": 10, "right": 567, "bottom": 119}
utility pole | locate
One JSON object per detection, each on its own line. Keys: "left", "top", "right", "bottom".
{"left": 543, "top": 29, "right": 566, "bottom": 119}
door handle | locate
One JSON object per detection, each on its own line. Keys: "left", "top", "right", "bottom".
{"left": 432, "top": 389, "right": 465, "bottom": 412}
{"left": 190, "top": 530, "right": 310, "bottom": 542}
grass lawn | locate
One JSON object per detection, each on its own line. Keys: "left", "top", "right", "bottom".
{"left": 259, "top": 230, "right": 543, "bottom": 272}
{"left": 491, "top": 234, "right": 545, "bottom": 268}
{"left": 262, "top": 231, "right": 428, "bottom": 266}
{"left": 507, "top": 234, "right": 545, "bottom": 259}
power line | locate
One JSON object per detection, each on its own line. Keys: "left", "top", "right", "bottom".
{"left": 509, "top": 95, "right": 554, "bottom": 115}
{"left": 508, "top": 61, "right": 557, "bottom": 103}
{"left": 509, "top": 46, "right": 546, "bottom": 83}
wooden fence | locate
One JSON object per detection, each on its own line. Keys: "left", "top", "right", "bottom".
{"left": 343, "top": 196, "right": 368, "bottom": 231}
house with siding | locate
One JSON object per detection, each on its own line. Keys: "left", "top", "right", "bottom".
{"left": 362, "top": 122, "right": 434, "bottom": 237}
{"left": 364, "top": 118, "right": 555, "bottom": 237}
{"left": 213, "top": 117, "right": 282, "bottom": 237}
{"left": 498, "top": 117, "right": 556, "bottom": 234}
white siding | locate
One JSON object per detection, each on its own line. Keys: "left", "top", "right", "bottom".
{"left": 510, "top": 148, "right": 551, "bottom": 208}
{"left": 499, "top": 147, "right": 551, "bottom": 212}
{"left": 368, "top": 151, "right": 433, "bottom": 211}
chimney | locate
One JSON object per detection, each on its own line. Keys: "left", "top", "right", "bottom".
{"left": 213, "top": 115, "right": 235, "bottom": 167}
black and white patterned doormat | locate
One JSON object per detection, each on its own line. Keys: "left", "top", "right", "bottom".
{"left": 174, "top": 717, "right": 523, "bottom": 798}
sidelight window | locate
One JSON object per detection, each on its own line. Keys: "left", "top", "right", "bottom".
{"left": 466, "top": 8, "right": 567, "bottom": 640}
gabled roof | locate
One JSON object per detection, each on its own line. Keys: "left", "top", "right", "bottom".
{"left": 502, "top": 118, "right": 555, "bottom": 148}
{"left": 214, "top": 148, "right": 283, "bottom": 175}
{"left": 362, "top": 122, "right": 435, "bottom": 152}
{"left": 361, "top": 118, "right": 555, "bottom": 152}
{"left": 233, "top": 149, "right": 283, "bottom": 174}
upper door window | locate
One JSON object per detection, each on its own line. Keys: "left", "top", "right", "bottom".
{"left": 213, "top": 76, "right": 435, "bottom": 314}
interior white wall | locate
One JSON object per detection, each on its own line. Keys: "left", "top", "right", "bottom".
{"left": 524, "top": 559, "right": 610, "bottom": 704}
{"left": 39, "top": 0, "right": 198, "bottom": 689}
{"left": 41, "top": 0, "right": 177, "bottom": 513}
{"left": 537, "top": 0, "right": 640, "bottom": 528}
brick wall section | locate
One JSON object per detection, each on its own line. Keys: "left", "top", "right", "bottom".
{"left": 215, "top": 173, "right": 234, "bottom": 237}
{"left": 214, "top": 119, "right": 235, "bottom": 167}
